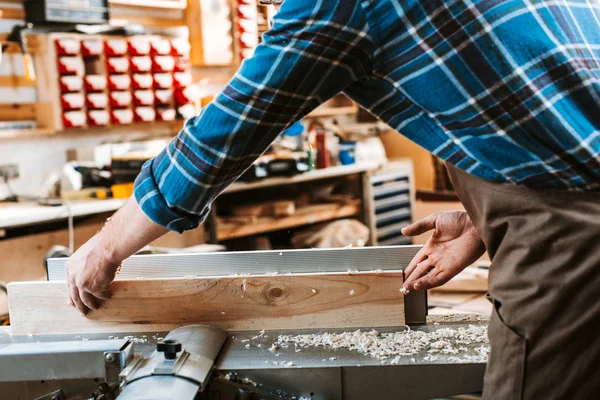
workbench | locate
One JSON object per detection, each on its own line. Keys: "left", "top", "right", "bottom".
{"left": 0, "top": 314, "right": 489, "bottom": 400}
{"left": 0, "top": 199, "right": 126, "bottom": 231}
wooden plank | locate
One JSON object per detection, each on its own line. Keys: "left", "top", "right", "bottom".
{"left": 232, "top": 200, "right": 296, "bottom": 218}
{"left": 218, "top": 203, "right": 360, "bottom": 241}
{"left": 430, "top": 266, "right": 488, "bottom": 292}
{"left": 0, "top": 103, "right": 36, "bottom": 121}
{"left": 428, "top": 291, "right": 480, "bottom": 308}
{"left": 0, "top": 7, "right": 25, "bottom": 20}
{"left": 109, "top": 14, "right": 185, "bottom": 27}
{"left": 8, "top": 271, "right": 405, "bottom": 335}
{"left": 0, "top": 76, "right": 36, "bottom": 87}
{"left": 109, "top": 0, "right": 187, "bottom": 9}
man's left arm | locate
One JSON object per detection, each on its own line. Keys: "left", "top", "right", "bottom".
{"left": 67, "top": 0, "right": 375, "bottom": 314}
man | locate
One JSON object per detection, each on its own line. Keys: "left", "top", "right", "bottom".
{"left": 67, "top": 1, "right": 600, "bottom": 398}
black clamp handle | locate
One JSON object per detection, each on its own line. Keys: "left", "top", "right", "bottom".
{"left": 156, "top": 339, "right": 182, "bottom": 360}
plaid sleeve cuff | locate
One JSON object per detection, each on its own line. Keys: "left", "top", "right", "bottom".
{"left": 133, "top": 159, "right": 210, "bottom": 234}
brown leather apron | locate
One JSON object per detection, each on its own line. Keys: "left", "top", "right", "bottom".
{"left": 447, "top": 164, "right": 600, "bottom": 400}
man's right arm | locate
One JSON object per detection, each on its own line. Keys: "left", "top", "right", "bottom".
{"left": 66, "top": 0, "right": 375, "bottom": 314}
{"left": 134, "top": 0, "right": 375, "bottom": 234}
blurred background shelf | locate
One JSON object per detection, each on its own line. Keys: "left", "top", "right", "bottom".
{"left": 217, "top": 202, "right": 361, "bottom": 241}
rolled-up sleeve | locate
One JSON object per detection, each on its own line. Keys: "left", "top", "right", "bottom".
{"left": 134, "top": 0, "right": 373, "bottom": 233}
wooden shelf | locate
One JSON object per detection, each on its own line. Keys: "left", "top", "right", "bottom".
{"left": 217, "top": 202, "right": 361, "bottom": 241}
{"left": 109, "top": 0, "right": 187, "bottom": 9}
{"left": 225, "top": 162, "right": 381, "bottom": 194}
{"left": 0, "top": 120, "right": 182, "bottom": 140}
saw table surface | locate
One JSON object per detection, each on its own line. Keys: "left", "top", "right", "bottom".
{"left": 0, "top": 314, "right": 489, "bottom": 369}
{"left": 0, "top": 315, "right": 490, "bottom": 399}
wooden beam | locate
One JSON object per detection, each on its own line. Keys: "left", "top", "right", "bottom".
{"left": 0, "top": 7, "right": 25, "bottom": 21}
{"left": 0, "top": 103, "right": 36, "bottom": 121}
{"left": 109, "top": 0, "right": 187, "bottom": 10}
{"left": 0, "top": 76, "right": 36, "bottom": 87}
{"left": 8, "top": 271, "right": 405, "bottom": 335}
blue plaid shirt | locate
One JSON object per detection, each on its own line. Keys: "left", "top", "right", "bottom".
{"left": 135, "top": 0, "right": 600, "bottom": 232}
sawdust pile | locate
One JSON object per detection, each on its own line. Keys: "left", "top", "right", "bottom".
{"left": 275, "top": 325, "right": 489, "bottom": 363}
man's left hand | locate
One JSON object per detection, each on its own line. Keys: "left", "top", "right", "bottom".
{"left": 400, "top": 211, "right": 486, "bottom": 293}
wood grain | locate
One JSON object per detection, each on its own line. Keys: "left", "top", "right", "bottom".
{"left": 8, "top": 271, "right": 405, "bottom": 335}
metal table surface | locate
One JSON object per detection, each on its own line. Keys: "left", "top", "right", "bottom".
{"left": 0, "top": 315, "right": 490, "bottom": 399}
{"left": 0, "top": 314, "right": 488, "bottom": 367}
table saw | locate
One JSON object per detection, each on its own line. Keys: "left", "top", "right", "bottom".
{"left": 0, "top": 246, "right": 489, "bottom": 400}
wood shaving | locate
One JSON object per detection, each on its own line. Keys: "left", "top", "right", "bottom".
{"left": 275, "top": 325, "right": 489, "bottom": 363}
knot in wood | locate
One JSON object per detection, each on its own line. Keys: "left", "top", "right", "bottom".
{"left": 262, "top": 283, "right": 289, "bottom": 305}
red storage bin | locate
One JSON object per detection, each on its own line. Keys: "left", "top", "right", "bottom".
{"left": 81, "top": 40, "right": 103, "bottom": 57}
{"left": 170, "top": 38, "right": 191, "bottom": 57}
{"left": 240, "top": 31, "right": 259, "bottom": 49}
{"left": 177, "top": 103, "right": 196, "bottom": 119}
{"left": 57, "top": 57, "right": 84, "bottom": 75}
{"left": 130, "top": 56, "right": 152, "bottom": 73}
{"left": 109, "top": 91, "right": 133, "bottom": 108}
{"left": 84, "top": 75, "right": 107, "bottom": 92}
{"left": 154, "top": 89, "right": 173, "bottom": 105}
{"left": 153, "top": 73, "right": 173, "bottom": 89}
{"left": 150, "top": 38, "right": 171, "bottom": 56}
{"left": 104, "top": 39, "right": 128, "bottom": 56}
{"left": 134, "top": 107, "right": 156, "bottom": 122}
{"left": 133, "top": 90, "right": 154, "bottom": 106}
{"left": 63, "top": 111, "right": 86, "bottom": 128}
{"left": 61, "top": 93, "right": 85, "bottom": 110}
{"left": 108, "top": 75, "right": 131, "bottom": 91}
{"left": 106, "top": 57, "right": 129, "bottom": 74}
{"left": 111, "top": 109, "right": 134, "bottom": 125}
{"left": 173, "top": 71, "right": 192, "bottom": 88}
{"left": 174, "top": 87, "right": 199, "bottom": 105}
{"left": 237, "top": 4, "right": 257, "bottom": 19}
{"left": 156, "top": 107, "right": 176, "bottom": 121}
{"left": 59, "top": 75, "right": 83, "bottom": 92}
{"left": 87, "top": 93, "right": 109, "bottom": 109}
{"left": 152, "top": 56, "right": 175, "bottom": 73}
{"left": 88, "top": 110, "right": 110, "bottom": 126}
{"left": 132, "top": 74, "right": 153, "bottom": 89}
{"left": 55, "top": 39, "right": 81, "bottom": 55}
{"left": 128, "top": 38, "right": 151, "bottom": 56}
{"left": 173, "top": 58, "right": 191, "bottom": 72}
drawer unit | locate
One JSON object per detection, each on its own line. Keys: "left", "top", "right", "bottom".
{"left": 369, "top": 162, "right": 415, "bottom": 246}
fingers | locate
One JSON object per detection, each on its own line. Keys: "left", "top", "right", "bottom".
{"left": 408, "top": 269, "right": 453, "bottom": 292}
{"left": 94, "top": 290, "right": 112, "bottom": 301}
{"left": 404, "top": 258, "right": 435, "bottom": 292}
{"left": 404, "top": 247, "right": 428, "bottom": 278}
{"left": 401, "top": 213, "right": 438, "bottom": 237}
{"left": 67, "top": 282, "right": 108, "bottom": 315}
{"left": 69, "top": 285, "right": 89, "bottom": 316}
{"left": 79, "top": 290, "right": 100, "bottom": 311}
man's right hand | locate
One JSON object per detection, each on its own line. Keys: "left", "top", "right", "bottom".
{"left": 400, "top": 211, "right": 486, "bottom": 293}
{"left": 66, "top": 197, "right": 170, "bottom": 316}
{"left": 66, "top": 234, "right": 121, "bottom": 315}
